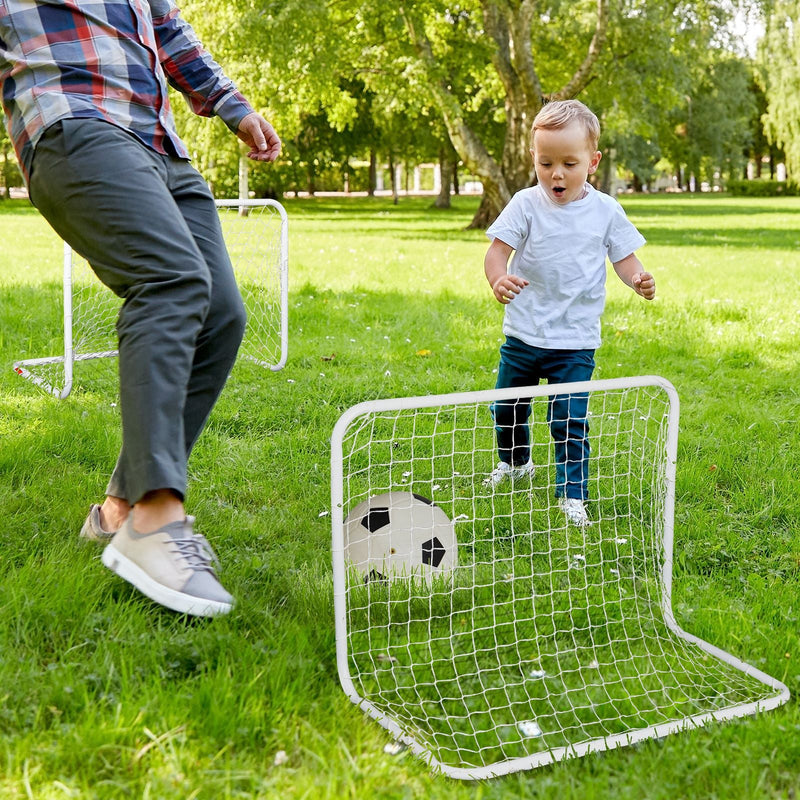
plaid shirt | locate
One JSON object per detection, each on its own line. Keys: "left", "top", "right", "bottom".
{"left": 0, "top": 0, "right": 253, "bottom": 182}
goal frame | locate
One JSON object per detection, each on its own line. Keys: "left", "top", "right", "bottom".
{"left": 330, "top": 375, "right": 790, "bottom": 780}
{"left": 12, "top": 198, "right": 288, "bottom": 399}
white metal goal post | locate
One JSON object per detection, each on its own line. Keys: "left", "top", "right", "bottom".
{"left": 13, "top": 198, "right": 288, "bottom": 398}
{"left": 330, "top": 375, "right": 789, "bottom": 780}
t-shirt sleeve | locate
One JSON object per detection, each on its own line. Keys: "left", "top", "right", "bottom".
{"left": 606, "top": 201, "right": 646, "bottom": 263}
{"left": 486, "top": 192, "right": 527, "bottom": 250}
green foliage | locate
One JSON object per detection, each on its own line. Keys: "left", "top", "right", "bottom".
{"left": 727, "top": 178, "right": 800, "bottom": 196}
{"left": 125, "top": 1, "right": 770, "bottom": 207}
{"left": 0, "top": 0, "right": 774, "bottom": 203}
{"left": 0, "top": 111, "right": 22, "bottom": 197}
{"left": 760, "top": 0, "right": 800, "bottom": 178}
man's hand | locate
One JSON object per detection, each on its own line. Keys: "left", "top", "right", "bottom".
{"left": 632, "top": 271, "right": 656, "bottom": 300}
{"left": 237, "top": 112, "right": 281, "bottom": 162}
{"left": 491, "top": 274, "right": 529, "bottom": 304}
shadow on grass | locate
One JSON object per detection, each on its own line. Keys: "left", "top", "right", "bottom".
{"left": 634, "top": 226, "right": 800, "bottom": 250}
{"left": 283, "top": 195, "right": 800, "bottom": 248}
{"left": 281, "top": 194, "right": 479, "bottom": 218}
{"left": 3, "top": 279, "right": 793, "bottom": 408}
{"left": 619, "top": 197, "right": 800, "bottom": 218}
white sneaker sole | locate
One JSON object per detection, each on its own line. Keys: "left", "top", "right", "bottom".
{"left": 102, "top": 542, "right": 233, "bottom": 617}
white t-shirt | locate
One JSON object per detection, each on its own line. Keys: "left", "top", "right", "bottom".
{"left": 486, "top": 183, "right": 645, "bottom": 349}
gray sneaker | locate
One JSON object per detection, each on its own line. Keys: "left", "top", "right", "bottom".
{"left": 101, "top": 516, "right": 234, "bottom": 617}
{"left": 79, "top": 504, "right": 117, "bottom": 542}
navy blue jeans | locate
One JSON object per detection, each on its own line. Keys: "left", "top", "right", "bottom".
{"left": 490, "top": 337, "right": 595, "bottom": 500}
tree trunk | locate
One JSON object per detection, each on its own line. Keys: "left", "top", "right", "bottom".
{"left": 434, "top": 148, "right": 452, "bottom": 208}
{"left": 238, "top": 150, "right": 250, "bottom": 217}
{"left": 469, "top": 195, "right": 498, "bottom": 229}
{"left": 368, "top": 149, "right": 377, "bottom": 196}
{"left": 598, "top": 149, "right": 613, "bottom": 194}
{"left": 306, "top": 162, "right": 316, "bottom": 195}
{"left": 389, "top": 153, "right": 399, "bottom": 205}
{"left": 466, "top": 176, "right": 513, "bottom": 229}
{"left": 0, "top": 147, "right": 7, "bottom": 200}
{"left": 401, "top": 0, "right": 608, "bottom": 228}
{"left": 452, "top": 160, "right": 460, "bottom": 195}
{"left": 499, "top": 99, "right": 536, "bottom": 202}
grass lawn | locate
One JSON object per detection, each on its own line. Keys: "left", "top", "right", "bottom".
{"left": 0, "top": 192, "right": 798, "bottom": 798}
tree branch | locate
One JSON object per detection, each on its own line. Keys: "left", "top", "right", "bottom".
{"left": 481, "top": 0, "right": 543, "bottom": 108}
{"left": 549, "top": 0, "right": 609, "bottom": 101}
{"left": 399, "top": 4, "right": 509, "bottom": 202}
{"left": 509, "top": 0, "right": 543, "bottom": 106}
{"left": 481, "top": 3, "right": 515, "bottom": 93}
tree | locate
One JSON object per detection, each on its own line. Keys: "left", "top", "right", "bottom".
{"left": 746, "top": 72, "right": 783, "bottom": 178}
{"left": 0, "top": 116, "right": 21, "bottom": 200}
{"left": 658, "top": 54, "right": 755, "bottom": 190}
{"left": 172, "top": 0, "right": 752, "bottom": 217}
{"left": 353, "top": 0, "right": 744, "bottom": 225}
{"left": 395, "top": 0, "right": 609, "bottom": 226}
{"left": 759, "top": 0, "right": 800, "bottom": 177}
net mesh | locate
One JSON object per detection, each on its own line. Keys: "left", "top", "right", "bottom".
{"left": 13, "top": 200, "right": 287, "bottom": 397}
{"left": 331, "top": 379, "right": 787, "bottom": 779}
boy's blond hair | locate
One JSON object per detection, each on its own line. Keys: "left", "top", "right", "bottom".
{"left": 531, "top": 100, "right": 600, "bottom": 152}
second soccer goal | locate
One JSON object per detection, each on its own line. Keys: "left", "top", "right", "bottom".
{"left": 13, "top": 198, "right": 288, "bottom": 398}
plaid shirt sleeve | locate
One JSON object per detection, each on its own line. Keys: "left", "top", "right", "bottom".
{"left": 0, "top": 0, "right": 255, "bottom": 182}
{"left": 148, "top": 1, "right": 253, "bottom": 132}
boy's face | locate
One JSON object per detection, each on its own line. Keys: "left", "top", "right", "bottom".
{"left": 530, "top": 121, "right": 602, "bottom": 205}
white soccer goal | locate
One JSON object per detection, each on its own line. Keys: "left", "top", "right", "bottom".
{"left": 330, "top": 376, "right": 789, "bottom": 780}
{"left": 12, "top": 198, "right": 288, "bottom": 398}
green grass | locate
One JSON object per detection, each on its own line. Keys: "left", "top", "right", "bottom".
{"left": 1, "top": 193, "right": 799, "bottom": 798}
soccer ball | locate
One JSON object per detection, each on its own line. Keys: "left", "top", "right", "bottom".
{"left": 344, "top": 492, "right": 458, "bottom": 583}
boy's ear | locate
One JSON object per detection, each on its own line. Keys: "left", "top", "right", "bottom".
{"left": 588, "top": 150, "right": 602, "bottom": 175}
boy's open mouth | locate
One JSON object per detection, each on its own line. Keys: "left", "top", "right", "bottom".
{"left": 552, "top": 186, "right": 566, "bottom": 197}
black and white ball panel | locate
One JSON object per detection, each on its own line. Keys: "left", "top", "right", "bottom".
{"left": 344, "top": 492, "right": 458, "bottom": 581}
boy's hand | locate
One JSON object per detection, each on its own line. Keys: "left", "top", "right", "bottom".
{"left": 632, "top": 271, "right": 655, "bottom": 300}
{"left": 491, "top": 274, "right": 529, "bottom": 304}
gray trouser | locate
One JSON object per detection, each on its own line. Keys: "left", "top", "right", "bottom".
{"left": 30, "top": 118, "right": 246, "bottom": 505}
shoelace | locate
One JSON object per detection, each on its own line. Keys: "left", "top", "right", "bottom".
{"left": 170, "top": 524, "right": 220, "bottom": 574}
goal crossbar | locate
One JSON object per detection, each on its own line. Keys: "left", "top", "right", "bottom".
{"left": 330, "top": 375, "right": 789, "bottom": 780}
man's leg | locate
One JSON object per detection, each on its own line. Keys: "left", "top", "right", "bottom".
{"left": 30, "top": 120, "right": 211, "bottom": 517}
{"left": 31, "top": 120, "right": 238, "bottom": 614}
{"left": 100, "top": 159, "right": 246, "bottom": 527}
{"left": 167, "top": 158, "right": 246, "bottom": 456}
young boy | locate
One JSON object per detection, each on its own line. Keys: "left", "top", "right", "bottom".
{"left": 483, "top": 99, "right": 655, "bottom": 526}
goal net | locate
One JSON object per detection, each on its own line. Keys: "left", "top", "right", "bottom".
{"left": 13, "top": 199, "right": 288, "bottom": 398}
{"left": 330, "top": 376, "right": 788, "bottom": 780}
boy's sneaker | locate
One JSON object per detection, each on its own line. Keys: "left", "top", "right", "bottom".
{"left": 79, "top": 504, "right": 117, "bottom": 543}
{"left": 559, "top": 497, "right": 590, "bottom": 527}
{"left": 483, "top": 460, "right": 535, "bottom": 488}
{"left": 101, "top": 516, "right": 233, "bottom": 617}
